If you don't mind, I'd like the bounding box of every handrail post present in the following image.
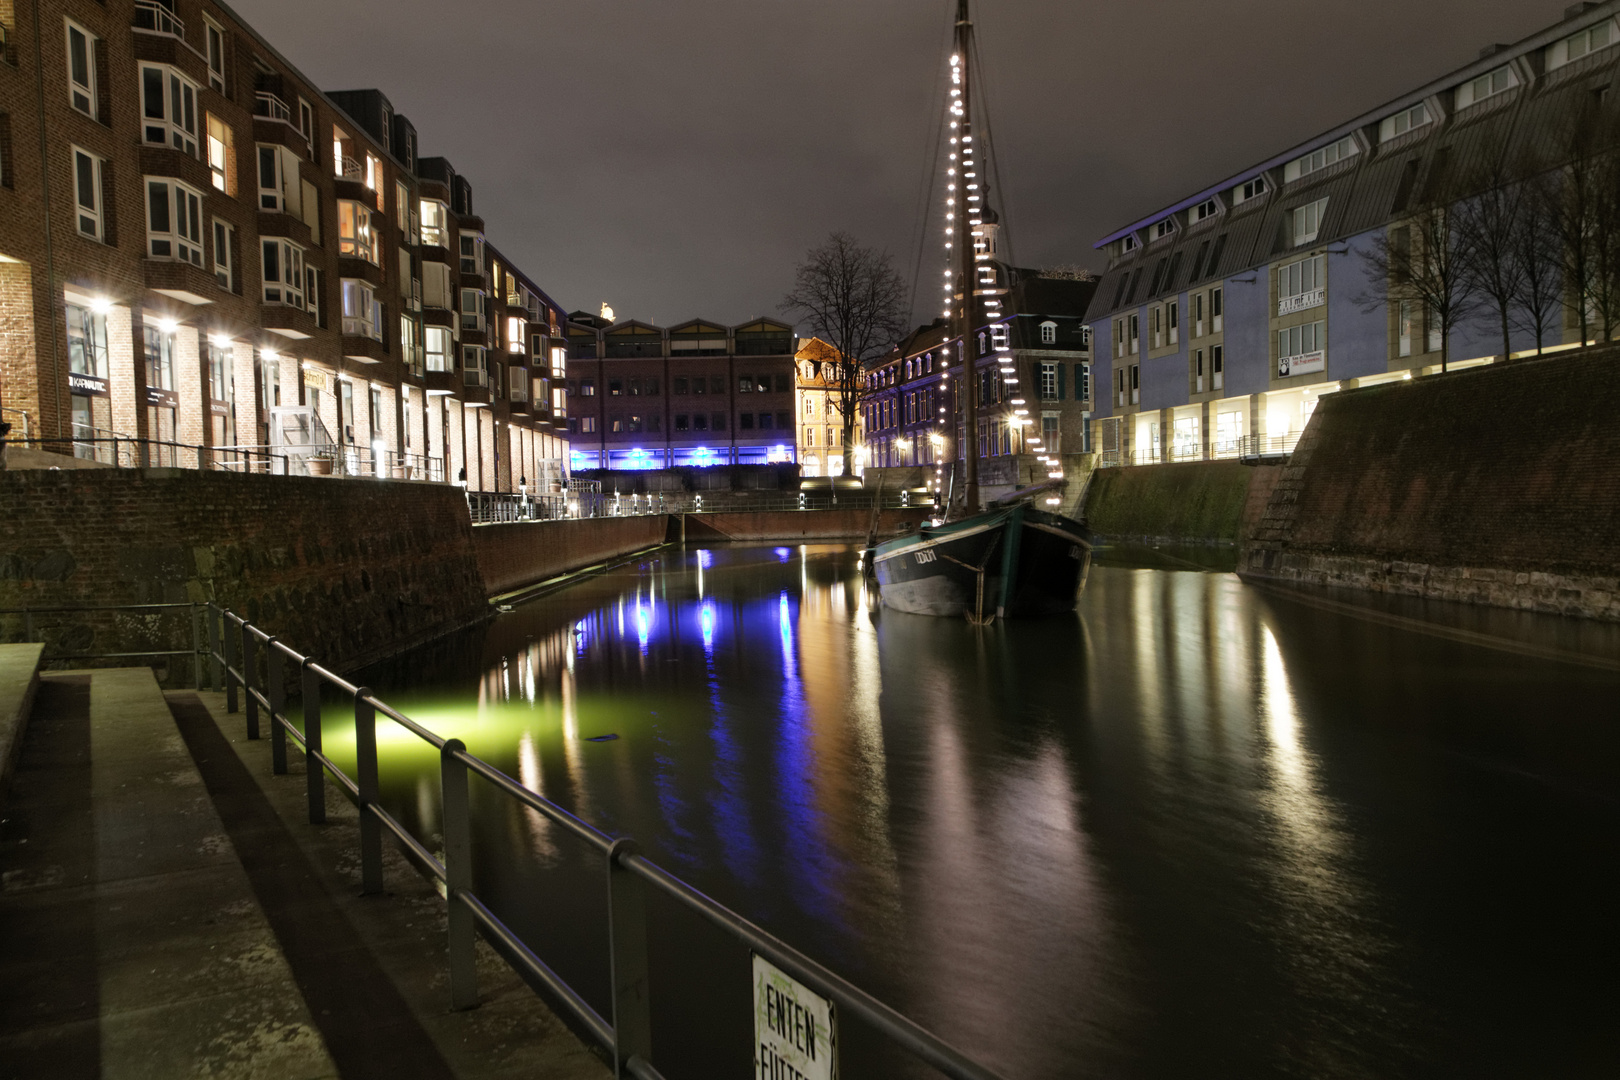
[191,604,203,690]
[207,604,222,690]
[224,612,238,713]
[302,660,325,824]
[242,624,259,740]
[354,689,383,894]
[607,837,653,1077]
[267,638,286,774]
[441,739,478,1010]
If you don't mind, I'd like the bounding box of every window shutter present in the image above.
[1056,363,1066,400]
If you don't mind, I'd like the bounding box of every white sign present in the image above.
[1277,350,1325,378]
[753,953,837,1080]
[1277,288,1325,316]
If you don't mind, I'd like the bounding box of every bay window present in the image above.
[425,326,452,372]
[506,316,526,353]
[460,288,485,331]
[140,64,199,157]
[341,279,381,340]
[419,199,449,247]
[338,200,379,263]
[459,232,484,276]
[146,179,204,265]
[401,316,424,370]
[261,239,305,307]
[257,144,302,213]
[462,345,488,387]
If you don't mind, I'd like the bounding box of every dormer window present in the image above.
[1233,176,1268,205]
[1121,234,1139,254]
[1455,65,1516,108]
[1379,103,1431,142]
[1040,321,1057,344]
[1192,198,1218,222]
[1285,136,1356,183]
[1153,219,1175,241]
[1549,19,1618,69]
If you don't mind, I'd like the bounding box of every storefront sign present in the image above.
[753,954,837,1080]
[210,401,230,416]
[145,387,179,408]
[68,373,108,396]
[1277,350,1325,378]
[303,368,332,393]
[1277,288,1325,316]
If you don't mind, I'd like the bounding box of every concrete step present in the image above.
[0,665,342,1079]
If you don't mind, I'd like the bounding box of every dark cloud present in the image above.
[233,0,1558,324]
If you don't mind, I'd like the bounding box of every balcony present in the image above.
[462,367,489,389]
[133,1,184,39]
[254,92,292,123]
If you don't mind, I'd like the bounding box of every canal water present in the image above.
[343,543,1620,1079]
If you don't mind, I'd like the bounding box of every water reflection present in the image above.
[349,545,1620,1079]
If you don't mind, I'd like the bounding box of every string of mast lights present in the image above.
[936,48,1061,498]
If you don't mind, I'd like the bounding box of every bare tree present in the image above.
[1453,154,1527,362]
[1358,198,1478,373]
[1545,112,1617,345]
[1512,168,1564,354]
[780,233,909,477]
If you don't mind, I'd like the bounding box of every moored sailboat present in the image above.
[872,0,1092,620]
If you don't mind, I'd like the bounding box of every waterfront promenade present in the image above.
[0,647,606,1078]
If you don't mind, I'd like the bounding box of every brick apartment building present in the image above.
[564,314,798,470]
[0,0,568,490]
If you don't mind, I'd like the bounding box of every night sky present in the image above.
[234,0,1556,327]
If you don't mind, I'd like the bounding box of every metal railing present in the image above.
[1,602,205,685]
[1237,431,1303,462]
[466,490,568,523]
[208,605,1002,1080]
[132,0,184,37]
[254,91,292,122]
[3,434,290,473]
[0,407,30,441]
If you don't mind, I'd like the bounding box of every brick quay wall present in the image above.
[473,516,671,597]
[0,469,491,676]
[1083,461,1282,545]
[1239,347,1620,621]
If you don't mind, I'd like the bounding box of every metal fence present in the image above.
[0,602,206,685]
[209,605,1002,1080]
[3,434,290,474]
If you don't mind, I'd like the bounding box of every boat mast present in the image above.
[953,0,981,514]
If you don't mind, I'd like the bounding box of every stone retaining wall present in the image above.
[1084,460,1277,544]
[1239,346,1620,620]
[680,508,930,543]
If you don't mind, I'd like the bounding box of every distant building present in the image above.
[793,337,864,476]
[564,316,799,469]
[1085,1,1620,466]
[864,268,1096,499]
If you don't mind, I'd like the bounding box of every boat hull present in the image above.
[871,507,1090,618]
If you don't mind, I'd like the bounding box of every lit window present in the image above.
[140,65,199,157]
[333,125,354,178]
[1455,65,1516,108]
[337,200,379,264]
[66,303,110,378]
[72,148,104,241]
[419,199,449,246]
[213,219,235,289]
[364,152,383,198]
[1285,136,1356,182]
[395,180,410,232]
[342,279,381,340]
[66,21,97,118]
[206,114,235,193]
[425,327,452,372]
[506,316,526,353]
[400,316,423,370]
[146,178,204,265]
[261,239,305,307]
[1292,198,1328,247]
